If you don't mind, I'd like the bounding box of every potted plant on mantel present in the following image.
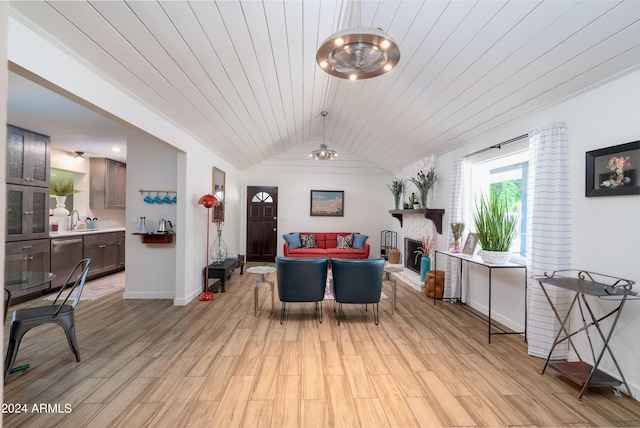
[472,192,518,264]
[50,179,80,216]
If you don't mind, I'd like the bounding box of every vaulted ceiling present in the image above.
[8,1,640,173]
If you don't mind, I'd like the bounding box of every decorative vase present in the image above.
[210,229,228,265]
[478,249,511,265]
[413,203,420,210]
[418,190,428,208]
[53,195,70,216]
[449,238,462,253]
[393,193,401,210]
[419,254,430,282]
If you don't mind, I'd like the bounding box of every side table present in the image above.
[534,269,636,399]
[434,250,527,343]
[202,254,245,292]
[383,264,402,314]
[246,266,276,316]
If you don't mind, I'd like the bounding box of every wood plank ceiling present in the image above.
[9,1,640,173]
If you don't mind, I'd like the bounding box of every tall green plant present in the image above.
[472,192,518,252]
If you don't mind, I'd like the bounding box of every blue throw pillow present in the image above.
[283,232,302,249]
[353,233,368,250]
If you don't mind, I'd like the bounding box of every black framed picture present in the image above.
[586,141,640,197]
[310,190,344,217]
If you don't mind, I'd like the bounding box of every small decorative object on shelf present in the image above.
[410,192,418,209]
[449,222,465,253]
[414,235,437,282]
[410,167,437,208]
[387,177,404,210]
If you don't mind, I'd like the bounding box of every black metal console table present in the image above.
[533,270,636,399]
[434,250,527,343]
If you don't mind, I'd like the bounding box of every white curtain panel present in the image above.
[445,158,465,300]
[526,122,572,359]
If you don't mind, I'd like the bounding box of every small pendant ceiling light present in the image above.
[74,151,84,161]
[309,111,339,160]
[309,143,339,160]
[316,1,400,80]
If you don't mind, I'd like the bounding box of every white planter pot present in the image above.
[478,249,511,265]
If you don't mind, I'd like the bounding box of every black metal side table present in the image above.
[534,269,637,399]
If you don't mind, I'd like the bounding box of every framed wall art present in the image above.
[212,167,225,222]
[310,190,344,217]
[462,233,479,256]
[586,141,640,197]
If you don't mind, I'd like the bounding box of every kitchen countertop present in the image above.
[50,227,126,238]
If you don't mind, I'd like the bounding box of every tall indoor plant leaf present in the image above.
[472,192,518,252]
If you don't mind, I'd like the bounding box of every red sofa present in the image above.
[283,232,370,259]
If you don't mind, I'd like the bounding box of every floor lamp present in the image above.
[198,194,219,301]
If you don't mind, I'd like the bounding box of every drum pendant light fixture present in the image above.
[316,1,400,80]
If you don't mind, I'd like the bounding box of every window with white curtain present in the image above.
[465,146,529,262]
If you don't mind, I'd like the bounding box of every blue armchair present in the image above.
[330,258,385,325]
[275,256,329,324]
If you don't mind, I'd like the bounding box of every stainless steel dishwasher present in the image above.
[50,236,84,290]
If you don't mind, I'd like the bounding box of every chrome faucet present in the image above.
[71,210,80,230]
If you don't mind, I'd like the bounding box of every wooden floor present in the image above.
[4,262,640,427]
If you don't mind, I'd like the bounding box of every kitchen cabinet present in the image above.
[117,231,126,269]
[6,184,50,242]
[83,232,119,278]
[90,158,126,209]
[5,240,52,301]
[6,125,51,188]
[5,239,52,298]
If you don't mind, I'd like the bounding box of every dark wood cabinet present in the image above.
[6,125,51,188]
[117,231,126,269]
[5,239,51,297]
[90,158,126,209]
[83,232,120,278]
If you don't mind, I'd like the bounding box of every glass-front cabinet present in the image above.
[6,184,50,242]
[7,125,51,188]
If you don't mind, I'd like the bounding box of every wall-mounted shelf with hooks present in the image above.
[139,189,178,204]
[138,188,177,194]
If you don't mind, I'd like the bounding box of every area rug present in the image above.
[45,271,125,301]
[323,271,388,300]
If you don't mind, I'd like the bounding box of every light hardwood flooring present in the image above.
[4,263,640,427]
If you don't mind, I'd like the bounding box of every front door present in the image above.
[246,186,278,262]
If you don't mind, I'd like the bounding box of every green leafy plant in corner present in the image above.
[472,192,518,252]
[50,179,80,196]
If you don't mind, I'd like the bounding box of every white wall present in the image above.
[241,170,392,259]
[434,67,640,399]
